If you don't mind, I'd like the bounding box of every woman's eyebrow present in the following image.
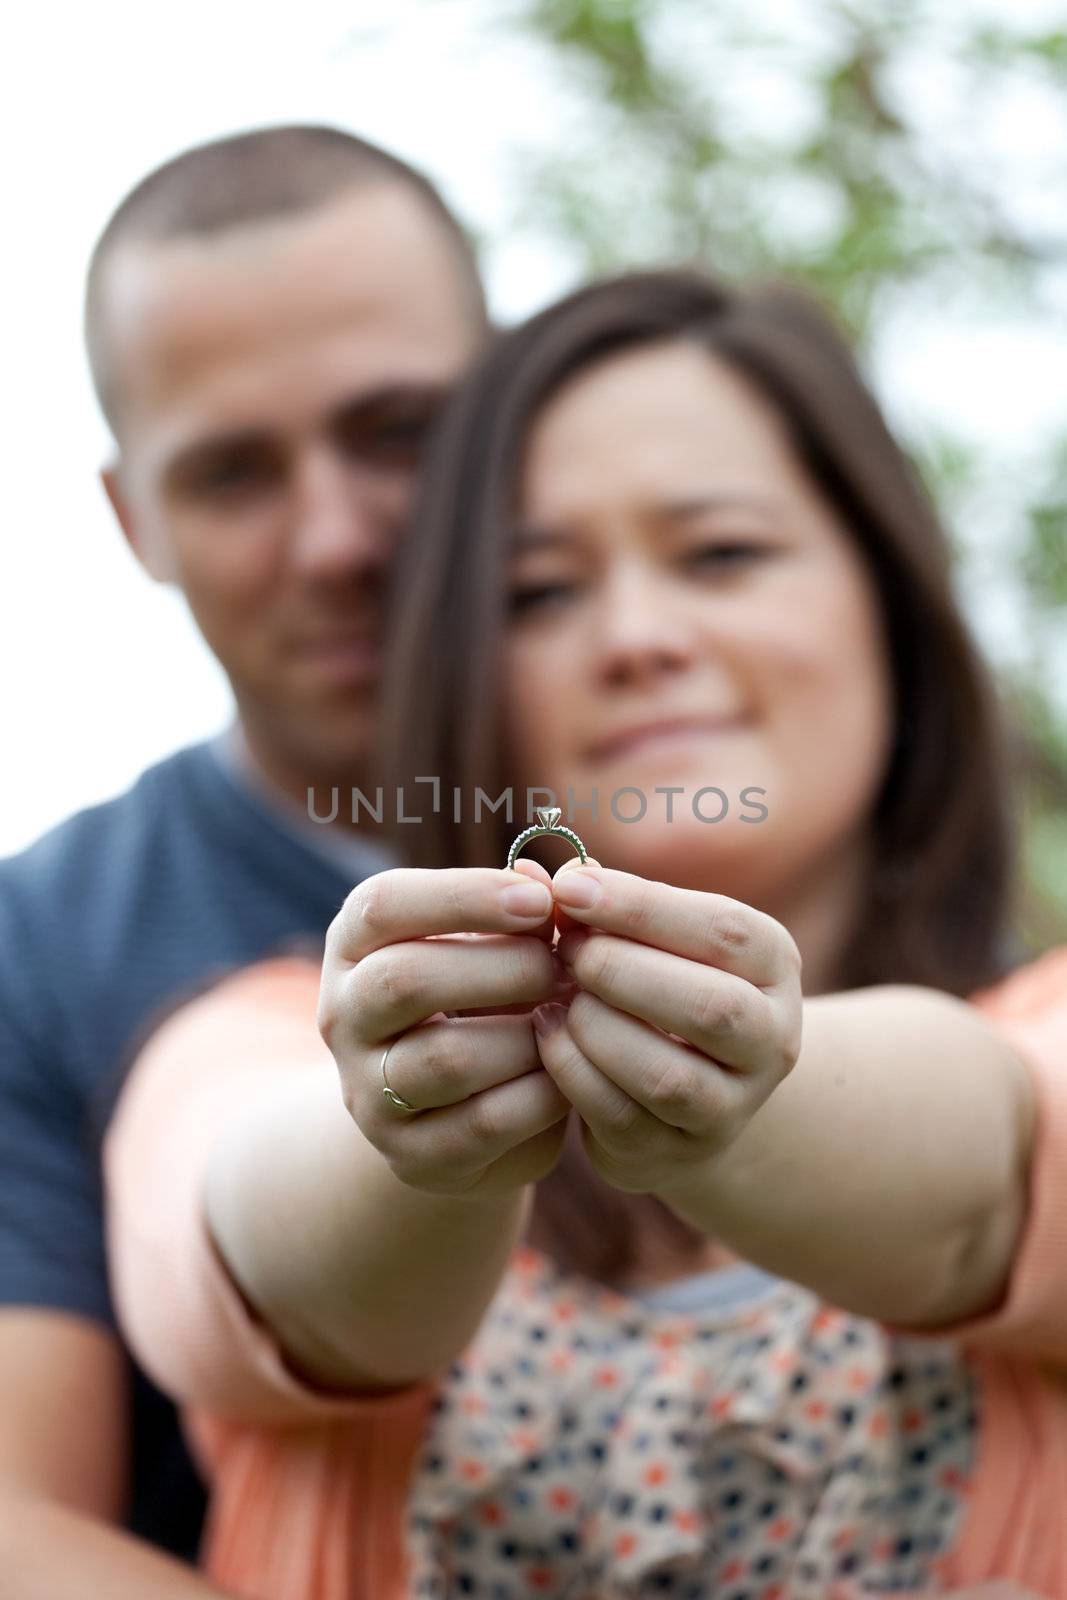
[509,493,782,550]
[662,491,782,522]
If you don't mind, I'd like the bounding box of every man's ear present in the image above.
[101,463,172,583]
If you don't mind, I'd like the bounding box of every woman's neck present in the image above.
[759,836,872,997]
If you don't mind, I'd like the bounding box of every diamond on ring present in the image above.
[506,806,589,871]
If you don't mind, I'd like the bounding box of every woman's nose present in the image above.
[590,567,697,687]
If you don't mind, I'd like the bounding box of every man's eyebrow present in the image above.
[328,381,454,426]
[160,383,456,485]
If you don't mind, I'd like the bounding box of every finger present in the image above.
[509,858,557,947]
[429,857,561,1006]
[529,999,680,1188]
[353,1012,544,1119]
[535,989,746,1140]
[382,1060,571,1192]
[342,932,558,1043]
[327,866,555,966]
[557,929,781,1075]
[551,856,603,939]
[550,863,796,989]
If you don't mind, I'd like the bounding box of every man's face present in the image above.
[102,184,483,786]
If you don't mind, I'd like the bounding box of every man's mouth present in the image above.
[296,630,381,686]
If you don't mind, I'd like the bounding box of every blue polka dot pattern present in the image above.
[400,1246,976,1597]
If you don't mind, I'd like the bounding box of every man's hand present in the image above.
[0,1308,230,1596]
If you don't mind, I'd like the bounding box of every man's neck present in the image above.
[227,720,367,836]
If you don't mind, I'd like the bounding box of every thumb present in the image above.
[551,856,602,938]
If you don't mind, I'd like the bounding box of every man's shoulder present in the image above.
[0,742,213,925]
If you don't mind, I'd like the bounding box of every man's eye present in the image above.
[340,411,437,469]
[363,420,431,465]
[186,455,276,498]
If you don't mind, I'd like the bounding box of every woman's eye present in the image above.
[508,581,575,616]
[685,541,766,571]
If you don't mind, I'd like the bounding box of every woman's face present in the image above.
[505,339,895,909]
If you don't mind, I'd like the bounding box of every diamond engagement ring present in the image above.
[506,806,589,871]
[380,1039,417,1114]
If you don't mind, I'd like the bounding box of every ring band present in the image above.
[380,1040,417,1113]
[507,806,588,872]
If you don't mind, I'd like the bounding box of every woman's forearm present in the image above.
[204,1061,531,1392]
[0,1496,234,1599]
[655,986,1037,1327]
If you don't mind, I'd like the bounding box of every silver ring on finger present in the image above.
[380,1038,418,1114]
[507,805,588,872]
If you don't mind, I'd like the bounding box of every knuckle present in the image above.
[378,946,429,1015]
[316,988,340,1047]
[603,1093,646,1147]
[421,1024,470,1099]
[388,1132,471,1197]
[622,889,656,941]
[709,906,752,959]
[775,1013,803,1081]
[692,983,747,1042]
[642,1056,695,1116]
[322,904,344,960]
[465,1091,501,1147]
[317,966,355,1052]
[346,871,399,940]
[782,932,804,980]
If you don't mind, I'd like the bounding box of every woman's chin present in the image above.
[580,813,777,895]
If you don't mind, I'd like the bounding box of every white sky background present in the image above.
[1,0,1065,856]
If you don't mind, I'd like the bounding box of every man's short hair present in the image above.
[85,123,487,433]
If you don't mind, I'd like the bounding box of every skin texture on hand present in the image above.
[530,857,803,1195]
[319,861,576,1198]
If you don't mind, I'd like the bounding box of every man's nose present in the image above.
[288,448,393,580]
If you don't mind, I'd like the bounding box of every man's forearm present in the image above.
[655,986,1036,1327]
[204,1062,531,1392]
[0,1496,232,1599]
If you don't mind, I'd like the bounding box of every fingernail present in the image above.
[532,1002,567,1038]
[553,869,601,909]
[501,880,553,919]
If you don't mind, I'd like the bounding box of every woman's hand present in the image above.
[530,860,803,1197]
[318,862,574,1200]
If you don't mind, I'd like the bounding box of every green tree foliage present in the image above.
[502,0,1067,947]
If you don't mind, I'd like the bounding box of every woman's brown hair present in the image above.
[374,269,1019,1285]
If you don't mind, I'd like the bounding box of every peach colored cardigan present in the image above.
[104,949,1067,1599]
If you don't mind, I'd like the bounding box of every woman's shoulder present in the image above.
[970,945,1067,1030]
[138,954,324,1061]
